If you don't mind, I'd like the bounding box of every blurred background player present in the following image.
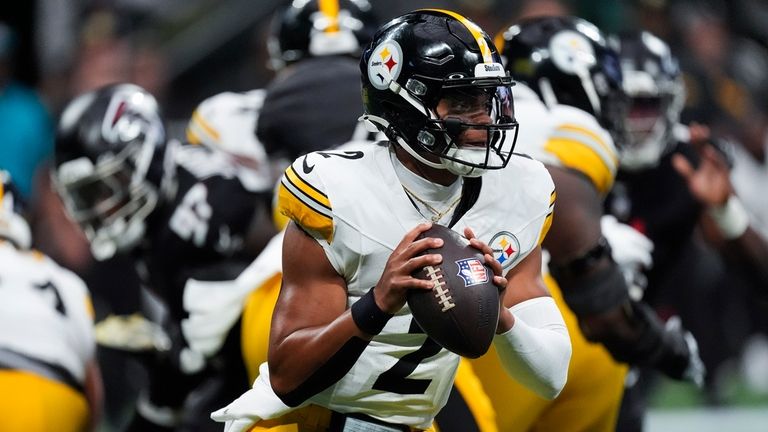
[52,83,266,432]
[255,0,380,167]
[185,89,276,252]
[608,30,768,431]
[187,0,380,237]
[0,170,101,432]
[459,16,704,432]
[184,0,382,388]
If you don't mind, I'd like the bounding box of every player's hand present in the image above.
[374,222,443,314]
[601,215,653,299]
[666,316,706,388]
[672,126,733,208]
[463,226,507,291]
[464,226,510,331]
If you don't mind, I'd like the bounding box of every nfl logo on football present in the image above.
[456,258,489,287]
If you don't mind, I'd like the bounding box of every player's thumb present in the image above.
[671,154,694,180]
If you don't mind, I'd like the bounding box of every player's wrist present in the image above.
[351,287,394,335]
[708,195,749,240]
[496,307,515,334]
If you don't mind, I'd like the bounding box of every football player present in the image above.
[256,0,380,165]
[188,0,380,238]
[0,171,101,431]
[185,89,279,254]
[459,17,704,432]
[212,9,572,432]
[186,89,273,189]
[608,30,768,431]
[52,83,265,432]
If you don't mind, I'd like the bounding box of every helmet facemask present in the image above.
[55,141,158,260]
[420,80,519,177]
[371,71,518,178]
[621,95,669,169]
[618,33,685,171]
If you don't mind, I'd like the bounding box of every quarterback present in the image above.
[213,9,571,432]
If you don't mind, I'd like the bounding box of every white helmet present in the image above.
[0,171,32,250]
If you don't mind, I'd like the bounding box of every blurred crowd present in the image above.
[1,0,767,431]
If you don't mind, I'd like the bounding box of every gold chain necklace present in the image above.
[401,184,462,223]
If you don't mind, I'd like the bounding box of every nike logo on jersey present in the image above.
[302,156,315,174]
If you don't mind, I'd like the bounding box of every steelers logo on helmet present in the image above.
[489,231,520,269]
[367,40,403,90]
[550,30,597,76]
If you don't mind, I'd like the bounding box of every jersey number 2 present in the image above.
[372,319,442,394]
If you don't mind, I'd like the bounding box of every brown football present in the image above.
[408,224,500,358]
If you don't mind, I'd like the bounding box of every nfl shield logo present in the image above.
[455,258,489,287]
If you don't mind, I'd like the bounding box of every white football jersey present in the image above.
[513,84,619,195]
[266,141,555,428]
[0,242,95,384]
[186,90,273,193]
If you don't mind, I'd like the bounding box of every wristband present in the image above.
[709,195,750,240]
[351,288,393,335]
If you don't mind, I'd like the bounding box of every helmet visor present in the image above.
[423,82,518,170]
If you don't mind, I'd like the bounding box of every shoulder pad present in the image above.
[544,105,618,194]
[275,153,334,242]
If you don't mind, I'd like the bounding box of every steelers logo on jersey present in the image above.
[489,231,520,269]
[367,40,403,90]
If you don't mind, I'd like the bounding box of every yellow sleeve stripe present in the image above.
[186,128,201,145]
[188,110,221,144]
[0,180,4,202]
[272,202,290,231]
[276,182,334,242]
[538,211,554,246]
[549,190,556,208]
[420,9,493,63]
[555,123,618,166]
[544,137,615,194]
[84,296,95,320]
[318,0,340,32]
[283,165,331,211]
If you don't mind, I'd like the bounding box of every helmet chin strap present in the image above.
[394,135,446,170]
[361,114,448,171]
[363,114,490,177]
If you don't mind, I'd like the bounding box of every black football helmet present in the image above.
[496,16,628,147]
[614,31,684,170]
[267,0,378,70]
[53,83,167,260]
[0,171,31,249]
[360,9,518,177]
